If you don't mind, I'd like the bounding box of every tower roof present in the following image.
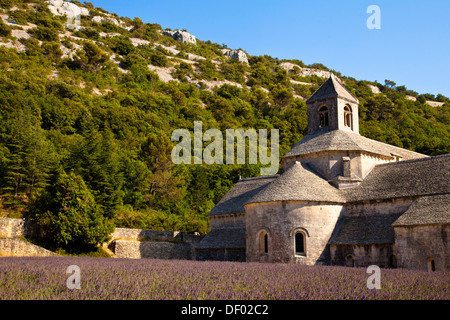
[283,129,426,160]
[306,73,359,104]
[244,161,345,205]
[207,175,278,216]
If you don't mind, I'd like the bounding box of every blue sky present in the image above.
[88,0,450,97]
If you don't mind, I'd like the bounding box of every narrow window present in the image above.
[428,257,436,272]
[346,255,354,267]
[259,231,268,255]
[389,255,397,268]
[344,105,352,129]
[318,106,329,128]
[264,233,268,254]
[295,232,305,255]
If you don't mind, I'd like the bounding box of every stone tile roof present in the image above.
[392,194,450,227]
[345,154,450,202]
[196,228,246,249]
[283,129,426,160]
[306,74,359,104]
[329,213,402,245]
[208,175,278,216]
[245,161,345,205]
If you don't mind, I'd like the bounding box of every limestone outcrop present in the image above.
[221,49,248,64]
[47,0,89,17]
[163,30,196,45]
[279,62,331,78]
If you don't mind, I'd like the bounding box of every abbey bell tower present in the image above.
[306,73,359,135]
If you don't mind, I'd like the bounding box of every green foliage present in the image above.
[29,26,59,42]
[0,1,448,252]
[0,18,11,37]
[27,171,114,251]
[72,41,109,72]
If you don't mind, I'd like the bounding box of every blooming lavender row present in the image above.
[0,257,448,300]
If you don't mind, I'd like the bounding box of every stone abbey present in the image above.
[196,74,450,271]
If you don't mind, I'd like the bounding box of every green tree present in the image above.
[0,18,11,37]
[73,41,109,72]
[68,125,123,219]
[27,171,114,251]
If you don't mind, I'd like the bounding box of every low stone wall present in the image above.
[0,217,38,238]
[1,217,203,260]
[111,227,179,242]
[113,240,194,260]
[0,237,56,257]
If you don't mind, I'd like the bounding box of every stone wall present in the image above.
[111,228,179,242]
[394,224,449,271]
[1,217,203,260]
[113,240,195,260]
[0,217,39,238]
[195,248,245,262]
[209,213,245,229]
[245,200,343,264]
[330,244,395,268]
[0,237,56,257]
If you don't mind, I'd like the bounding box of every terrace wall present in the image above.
[112,240,195,259]
[0,237,56,257]
[0,217,39,238]
[1,217,203,260]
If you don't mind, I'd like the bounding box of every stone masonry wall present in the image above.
[245,201,343,264]
[0,237,56,257]
[0,217,38,238]
[111,227,179,241]
[394,224,449,271]
[113,240,194,259]
[1,217,202,260]
[330,244,395,268]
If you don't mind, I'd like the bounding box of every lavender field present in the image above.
[0,257,448,300]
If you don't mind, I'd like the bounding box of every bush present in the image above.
[0,19,11,37]
[27,171,114,252]
[29,26,59,42]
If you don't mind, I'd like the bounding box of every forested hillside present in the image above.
[0,0,448,252]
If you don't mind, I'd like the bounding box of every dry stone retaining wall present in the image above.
[0,237,56,257]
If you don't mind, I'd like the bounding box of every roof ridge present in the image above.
[330,73,360,103]
[239,175,279,182]
[375,153,449,168]
[306,74,359,104]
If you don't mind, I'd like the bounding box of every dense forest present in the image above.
[0,0,448,252]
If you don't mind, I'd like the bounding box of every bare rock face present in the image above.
[279,62,331,78]
[221,49,248,64]
[163,30,196,45]
[47,0,90,17]
[47,0,89,30]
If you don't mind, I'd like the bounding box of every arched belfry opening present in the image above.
[344,105,353,129]
[306,73,359,135]
[318,106,329,128]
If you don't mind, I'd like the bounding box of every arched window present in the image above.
[428,257,436,272]
[318,106,329,128]
[346,255,355,267]
[259,231,269,255]
[389,255,397,268]
[295,232,305,255]
[344,105,352,129]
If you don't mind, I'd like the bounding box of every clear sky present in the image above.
[88,0,450,97]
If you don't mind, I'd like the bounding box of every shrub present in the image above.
[27,171,114,252]
[29,26,59,42]
[0,19,11,37]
